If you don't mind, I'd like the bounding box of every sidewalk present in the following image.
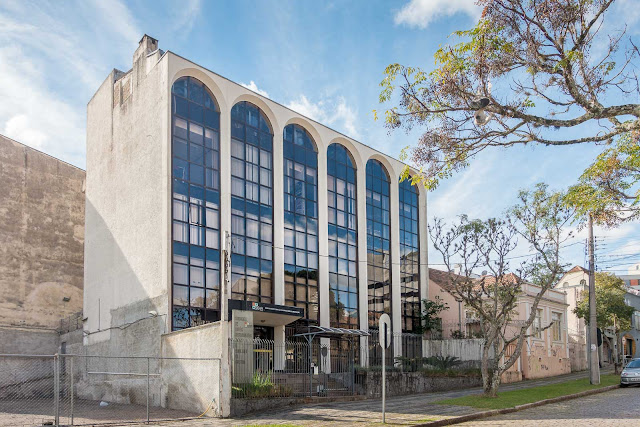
[137,369,613,426]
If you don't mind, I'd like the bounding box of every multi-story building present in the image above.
[83,35,428,374]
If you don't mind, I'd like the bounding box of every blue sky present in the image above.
[1,0,639,274]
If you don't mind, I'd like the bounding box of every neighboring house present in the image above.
[619,263,640,290]
[557,266,589,371]
[622,290,640,361]
[0,134,85,355]
[427,268,571,380]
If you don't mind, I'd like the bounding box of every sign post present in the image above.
[379,313,391,424]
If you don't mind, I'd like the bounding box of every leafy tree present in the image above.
[378,0,639,222]
[418,295,449,337]
[574,272,635,368]
[429,184,572,396]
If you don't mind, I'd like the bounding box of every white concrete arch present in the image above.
[282,116,323,153]
[170,67,228,114]
[326,137,363,171]
[230,93,280,137]
[367,153,399,183]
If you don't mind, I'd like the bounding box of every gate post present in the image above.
[54,353,60,426]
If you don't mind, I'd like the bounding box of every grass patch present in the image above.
[436,374,619,410]
[239,425,301,427]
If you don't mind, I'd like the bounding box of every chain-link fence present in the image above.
[0,354,221,426]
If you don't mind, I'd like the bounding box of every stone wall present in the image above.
[360,371,482,398]
[0,134,85,329]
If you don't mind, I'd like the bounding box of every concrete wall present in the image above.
[84,44,170,345]
[161,321,230,416]
[0,134,84,329]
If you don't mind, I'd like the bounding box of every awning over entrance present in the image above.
[228,299,304,327]
[293,325,370,340]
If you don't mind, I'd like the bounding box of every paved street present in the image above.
[460,386,640,426]
[130,369,615,426]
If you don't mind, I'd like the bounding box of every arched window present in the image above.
[327,143,358,329]
[366,159,391,328]
[283,124,319,323]
[171,76,221,330]
[230,101,274,304]
[399,178,420,332]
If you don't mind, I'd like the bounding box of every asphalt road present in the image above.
[460,386,640,426]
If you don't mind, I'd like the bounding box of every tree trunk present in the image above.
[481,339,492,395]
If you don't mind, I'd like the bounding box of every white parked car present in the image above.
[620,359,640,387]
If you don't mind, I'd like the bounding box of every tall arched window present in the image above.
[230,101,274,304]
[327,143,358,329]
[399,179,420,332]
[284,124,319,324]
[366,159,391,328]
[171,76,221,330]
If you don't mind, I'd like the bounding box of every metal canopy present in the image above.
[293,325,370,340]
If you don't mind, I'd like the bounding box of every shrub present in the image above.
[423,355,462,370]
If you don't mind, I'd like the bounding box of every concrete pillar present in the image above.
[317,147,330,328]
[273,128,284,307]
[356,162,369,364]
[317,146,332,372]
[219,108,232,321]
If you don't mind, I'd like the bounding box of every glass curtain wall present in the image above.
[230,101,274,304]
[399,179,421,333]
[171,76,221,330]
[283,124,319,325]
[366,160,391,326]
[327,143,358,329]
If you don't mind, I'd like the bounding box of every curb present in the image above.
[412,384,620,426]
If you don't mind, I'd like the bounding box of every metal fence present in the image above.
[0,354,221,426]
[368,332,423,367]
[230,338,363,399]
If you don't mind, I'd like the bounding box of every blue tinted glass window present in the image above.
[399,178,420,332]
[366,160,391,329]
[328,144,358,329]
[283,124,318,323]
[171,77,221,330]
[230,101,274,304]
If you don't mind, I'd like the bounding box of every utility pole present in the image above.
[588,213,600,384]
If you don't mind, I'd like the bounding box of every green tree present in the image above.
[574,272,635,368]
[378,0,639,223]
[418,295,449,337]
[430,184,572,397]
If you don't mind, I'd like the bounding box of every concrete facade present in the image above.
[0,134,85,330]
[84,35,429,358]
[558,266,589,371]
[427,269,571,380]
[0,134,85,356]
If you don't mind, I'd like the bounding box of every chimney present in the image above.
[133,34,158,65]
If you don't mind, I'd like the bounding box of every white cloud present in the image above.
[170,0,202,37]
[241,81,270,98]
[394,0,482,29]
[286,95,360,138]
[0,0,141,168]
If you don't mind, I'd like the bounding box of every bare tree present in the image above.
[379,0,639,221]
[429,184,572,396]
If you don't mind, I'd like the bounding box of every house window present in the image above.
[551,312,562,341]
[534,308,543,339]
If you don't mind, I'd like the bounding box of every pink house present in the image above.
[428,268,571,380]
